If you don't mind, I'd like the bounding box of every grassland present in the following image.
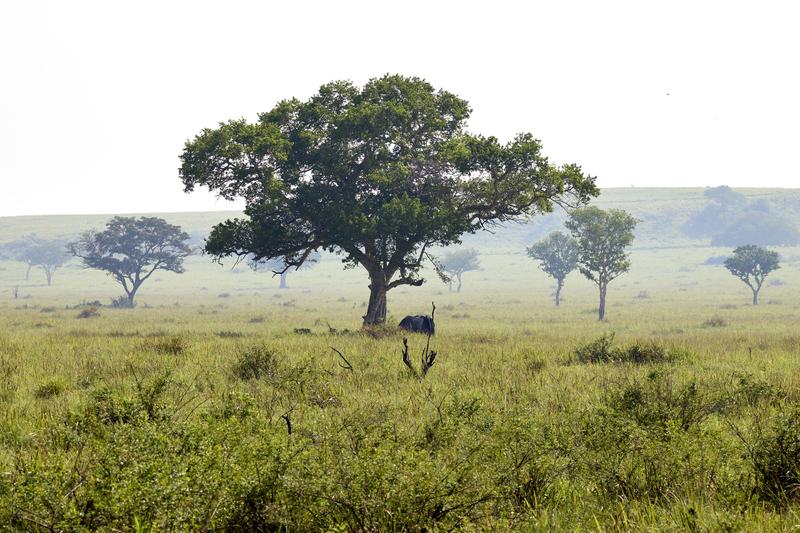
[1,189,800,530]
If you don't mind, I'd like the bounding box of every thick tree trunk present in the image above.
[363,274,388,326]
[555,278,563,307]
[279,272,288,289]
[45,268,53,286]
[456,273,462,293]
[598,283,607,321]
[752,288,759,305]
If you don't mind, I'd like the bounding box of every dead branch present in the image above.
[330,346,353,372]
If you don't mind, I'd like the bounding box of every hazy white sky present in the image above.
[1,0,799,216]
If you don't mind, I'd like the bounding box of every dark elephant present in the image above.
[399,315,435,335]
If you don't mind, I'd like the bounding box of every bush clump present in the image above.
[77,307,100,319]
[749,408,800,504]
[34,380,66,399]
[143,336,187,356]
[574,334,674,364]
[232,346,279,381]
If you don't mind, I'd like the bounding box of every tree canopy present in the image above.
[565,207,638,320]
[69,216,191,307]
[526,231,579,306]
[723,245,780,305]
[180,74,597,325]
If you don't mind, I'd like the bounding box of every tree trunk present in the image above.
[598,283,607,321]
[448,279,453,292]
[279,272,288,289]
[456,273,463,293]
[126,283,141,308]
[363,274,388,326]
[555,278,563,307]
[752,288,759,305]
[45,268,52,286]
[25,264,32,281]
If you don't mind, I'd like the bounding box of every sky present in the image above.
[1,0,799,216]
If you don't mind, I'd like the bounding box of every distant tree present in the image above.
[711,212,799,247]
[440,248,480,292]
[526,231,578,306]
[3,235,39,280]
[69,217,191,307]
[249,252,320,289]
[683,185,747,238]
[179,74,597,326]
[26,240,70,286]
[565,207,638,320]
[3,236,69,285]
[724,245,780,305]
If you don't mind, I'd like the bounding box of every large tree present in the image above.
[724,245,780,305]
[565,207,638,320]
[526,231,578,306]
[69,216,191,307]
[440,248,480,292]
[180,75,597,326]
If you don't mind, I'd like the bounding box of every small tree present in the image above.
[249,252,319,289]
[69,217,191,307]
[179,75,597,327]
[440,248,480,292]
[724,245,780,305]
[565,207,638,320]
[3,236,69,285]
[28,240,70,286]
[526,231,578,306]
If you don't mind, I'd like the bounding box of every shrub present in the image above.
[749,408,800,504]
[574,334,674,364]
[77,307,100,319]
[34,380,66,399]
[110,295,134,308]
[144,336,187,356]
[232,346,278,381]
[704,316,727,328]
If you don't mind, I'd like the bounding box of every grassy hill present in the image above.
[4,187,799,251]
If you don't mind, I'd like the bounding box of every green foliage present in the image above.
[69,217,191,306]
[574,334,675,364]
[724,245,780,304]
[747,407,800,505]
[232,346,279,381]
[565,207,638,319]
[180,74,597,324]
[34,379,66,399]
[527,231,578,305]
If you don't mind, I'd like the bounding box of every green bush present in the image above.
[232,346,279,381]
[574,334,674,364]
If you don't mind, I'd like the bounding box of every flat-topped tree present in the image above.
[69,216,191,307]
[180,74,597,326]
[527,231,579,306]
[441,248,480,292]
[4,236,69,285]
[724,245,780,305]
[566,207,638,320]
